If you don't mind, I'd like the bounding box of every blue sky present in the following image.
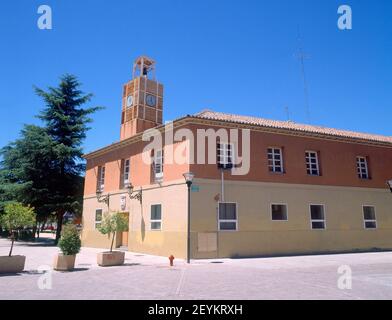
[0,0,391,153]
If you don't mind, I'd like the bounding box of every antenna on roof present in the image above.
[295,26,311,123]
[284,106,291,121]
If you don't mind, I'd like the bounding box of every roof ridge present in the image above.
[194,108,214,116]
[194,109,392,144]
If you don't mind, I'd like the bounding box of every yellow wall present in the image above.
[82,178,392,259]
[191,179,392,258]
[82,180,188,258]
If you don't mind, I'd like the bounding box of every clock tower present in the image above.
[120,56,163,140]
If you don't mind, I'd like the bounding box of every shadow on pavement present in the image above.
[15,237,56,247]
[59,267,89,273]
[0,272,22,278]
[120,263,141,267]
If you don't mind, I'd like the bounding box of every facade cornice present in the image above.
[83,116,392,160]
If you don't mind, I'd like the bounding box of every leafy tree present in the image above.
[0,125,57,223]
[0,75,101,243]
[0,202,35,256]
[58,223,81,256]
[34,74,102,242]
[98,212,128,252]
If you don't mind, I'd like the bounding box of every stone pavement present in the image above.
[1,237,392,300]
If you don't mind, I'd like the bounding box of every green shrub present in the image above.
[58,224,81,256]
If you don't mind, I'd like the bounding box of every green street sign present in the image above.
[191,185,200,192]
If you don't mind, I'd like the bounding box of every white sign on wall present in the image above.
[120,196,126,211]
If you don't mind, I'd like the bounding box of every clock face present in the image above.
[146,94,156,107]
[126,95,133,108]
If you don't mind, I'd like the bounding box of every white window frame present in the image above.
[154,149,164,179]
[309,204,326,230]
[305,151,320,176]
[357,156,369,179]
[123,159,130,185]
[362,205,377,230]
[218,202,238,231]
[267,147,284,173]
[95,208,103,230]
[97,166,105,191]
[270,203,289,221]
[217,142,235,169]
[150,204,162,231]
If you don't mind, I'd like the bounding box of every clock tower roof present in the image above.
[133,56,156,80]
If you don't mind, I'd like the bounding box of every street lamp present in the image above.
[125,182,142,203]
[387,180,392,193]
[183,172,194,264]
[96,189,110,207]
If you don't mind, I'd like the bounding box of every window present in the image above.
[218,202,237,231]
[95,209,103,229]
[271,204,288,221]
[97,166,105,191]
[305,151,320,176]
[217,143,234,169]
[150,204,162,230]
[357,156,369,179]
[154,150,164,180]
[310,205,326,229]
[123,159,130,185]
[268,148,283,173]
[363,206,377,229]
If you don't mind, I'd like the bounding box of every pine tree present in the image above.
[35,74,102,242]
[0,74,102,243]
[0,125,56,223]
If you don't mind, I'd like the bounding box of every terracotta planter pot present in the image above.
[97,251,125,267]
[53,254,76,271]
[0,255,26,273]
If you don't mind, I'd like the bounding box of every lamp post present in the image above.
[183,172,194,264]
[125,182,142,203]
[387,180,392,193]
[96,189,110,209]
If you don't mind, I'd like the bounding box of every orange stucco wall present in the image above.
[187,124,392,189]
[84,139,190,196]
[84,123,392,197]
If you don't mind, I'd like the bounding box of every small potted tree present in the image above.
[97,212,128,267]
[53,223,81,271]
[0,202,35,273]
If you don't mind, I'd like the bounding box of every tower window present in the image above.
[271,204,288,221]
[363,206,377,229]
[305,151,320,176]
[123,159,130,185]
[150,204,162,230]
[218,202,238,231]
[217,143,234,170]
[357,156,369,179]
[95,209,103,229]
[310,204,326,230]
[154,149,164,180]
[97,166,105,192]
[268,147,284,173]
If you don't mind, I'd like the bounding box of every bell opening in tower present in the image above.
[133,56,156,80]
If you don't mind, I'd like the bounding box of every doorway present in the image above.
[119,212,129,248]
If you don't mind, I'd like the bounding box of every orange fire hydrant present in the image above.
[169,255,175,266]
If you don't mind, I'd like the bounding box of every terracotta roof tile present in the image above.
[194,110,392,145]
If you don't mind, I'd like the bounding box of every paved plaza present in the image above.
[1,237,392,300]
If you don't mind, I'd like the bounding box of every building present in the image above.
[81,56,392,259]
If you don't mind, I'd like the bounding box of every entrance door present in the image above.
[121,230,128,246]
[120,212,129,247]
